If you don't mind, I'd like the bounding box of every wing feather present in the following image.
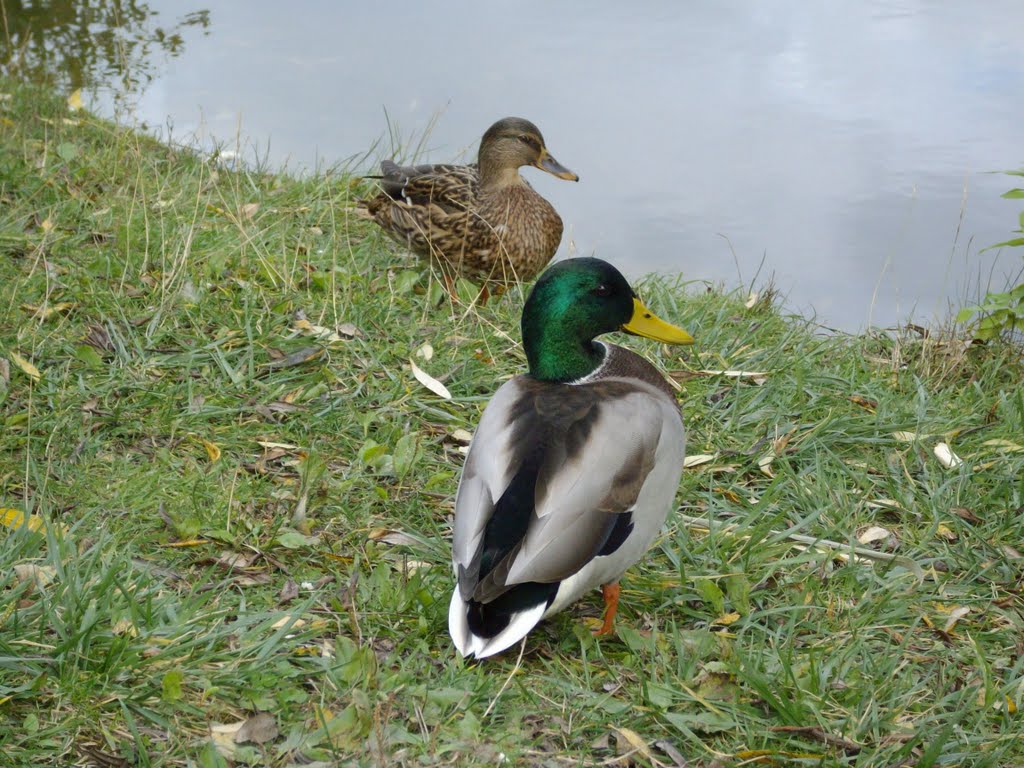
[453,376,682,604]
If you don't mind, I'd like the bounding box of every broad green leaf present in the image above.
[696,578,726,615]
[75,344,104,368]
[162,669,184,702]
[56,142,78,162]
[393,433,419,479]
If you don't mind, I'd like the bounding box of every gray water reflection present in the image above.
[0,0,208,101]
[42,1,1024,328]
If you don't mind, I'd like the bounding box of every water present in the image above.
[5,0,1023,330]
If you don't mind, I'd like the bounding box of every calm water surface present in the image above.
[11,1,1024,330]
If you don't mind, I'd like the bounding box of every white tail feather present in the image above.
[448,591,547,659]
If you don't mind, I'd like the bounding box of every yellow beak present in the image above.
[534,148,579,181]
[622,298,694,344]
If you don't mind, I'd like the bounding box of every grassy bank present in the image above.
[1,80,1023,767]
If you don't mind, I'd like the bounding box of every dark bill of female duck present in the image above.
[449,257,693,659]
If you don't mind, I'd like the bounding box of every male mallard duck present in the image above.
[359,117,578,284]
[448,257,693,659]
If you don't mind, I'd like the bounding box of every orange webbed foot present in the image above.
[594,582,621,636]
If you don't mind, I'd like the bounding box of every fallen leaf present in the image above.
[744,291,759,309]
[10,352,41,381]
[66,89,83,110]
[857,526,891,545]
[265,346,324,369]
[450,428,473,444]
[698,369,768,385]
[943,606,970,633]
[257,441,301,450]
[13,563,56,589]
[892,431,918,442]
[711,611,741,626]
[653,739,689,768]
[111,618,137,637]
[235,712,278,745]
[757,449,775,478]
[849,395,877,412]
[410,359,452,399]
[683,453,718,468]
[933,442,963,469]
[416,342,434,361]
[1,508,46,534]
[935,523,957,541]
[201,439,221,462]
[239,203,260,220]
[611,726,656,762]
[865,498,908,513]
[293,318,347,343]
[20,301,75,320]
[271,615,307,630]
[982,439,1024,452]
[210,720,245,758]
[214,551,258,569]
[368,528,420,547]
[950,506,981,524]
[279,579,299,604]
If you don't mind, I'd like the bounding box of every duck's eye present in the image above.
[593,284,612,297]
[518,134,536,147]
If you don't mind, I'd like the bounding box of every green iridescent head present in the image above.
[520,257,693,382]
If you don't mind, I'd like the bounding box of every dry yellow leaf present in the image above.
[943,606,970,633]
[271,615,308,630]
[683,453,718,468]
[982,439,1024,452]
[257,440,301,450]
[1,508,46,534]
[66,89,83,110]
[112,618,138,637]
[160,539,209,548]
[611,726,655,761]
[21,301,76,319]
[293,318,345,343]
[10,352,41,381]
[712,611,742,626]
[201,439,221,462]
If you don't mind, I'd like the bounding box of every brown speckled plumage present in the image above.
[359,117,578,284]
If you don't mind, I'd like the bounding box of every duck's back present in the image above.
[361,162,564,283]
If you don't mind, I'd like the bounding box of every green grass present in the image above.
[1,79,1023,767]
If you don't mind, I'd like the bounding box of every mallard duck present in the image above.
[359,117,578,284]
[448,257,693,659]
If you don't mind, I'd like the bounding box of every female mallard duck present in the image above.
[449,257,693,659]
[360,117,578,284]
